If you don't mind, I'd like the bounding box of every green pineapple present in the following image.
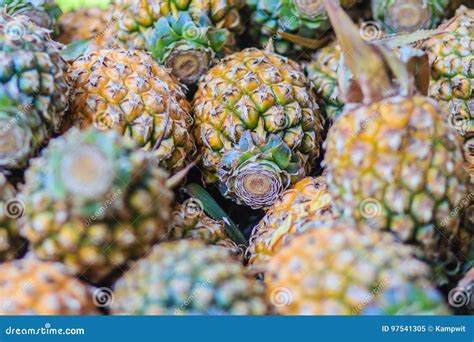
[0,0,62,31]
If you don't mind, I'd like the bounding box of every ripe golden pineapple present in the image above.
[20,128,174,284]
[112,240,268,315]
[323,1,471,279]
[422,7,473,180]
[169,198,244,259]
[68,49,196,173]
[247,177,333,267]
[0,258,99,315]
[266,222,449,315]
[193,47,325,209]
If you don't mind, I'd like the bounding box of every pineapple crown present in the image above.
[218,131,306,209]
[147,11,231,84]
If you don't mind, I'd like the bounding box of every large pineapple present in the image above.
[247,176,333,267]
[20,128,174,284]
[266,222,449,315]
[422,6,473,180]
[305,42,344,120]
[0,13,69,171]
[108,0,245,84]
[323,1,471,279]
[0,174,25,261]
[68,49,196,173]
[193,47,325,209]
[169,198,244,259]
[0,258,99,314]
[372,0,461,33]
[112,240,268,315]
[1,0,62,31]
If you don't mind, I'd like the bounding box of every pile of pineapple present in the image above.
[0,0,472,315]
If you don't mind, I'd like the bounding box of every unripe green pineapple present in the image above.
[0,13,69,171]
[323,0,471,281]
[20,128,174,284]
[112,240,268,315]
[266,222,449,315]
[193,47,325,209]
[1,0,62,31]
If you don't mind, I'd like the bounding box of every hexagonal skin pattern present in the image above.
[265,224,449,315]
[423,8,473,179]
[247,176,334,267]
[193,48,325,185]
[325,95,471,272]
[69,49,196,173]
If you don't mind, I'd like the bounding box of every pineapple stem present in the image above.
[165,49,209,85]
[184,183,247,245]
[384,0,431,32]
[323,0,395,103]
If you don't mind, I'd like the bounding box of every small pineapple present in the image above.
[305,42,344,120]
[20,128,174,284]
[265,222,449,315]
[112,240,268,315]
[372,0,461,33]
[169,198,245,259]
[0,258,99,314]
[68,49,196,173]
[247,177,333,267]
[193,47,325,209]
[0,174,25,261]
[0,13,69,171]
[422,6,473,180]
[1,0,62,31]
[323,0,471,279]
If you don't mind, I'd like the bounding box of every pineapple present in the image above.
[20,128,174,284]
[57,7,113,46]
[68,49,196,173]
[265,222,449,315]
[247,0,362,55]
[305,42,344,120]
[372,0,461,33]
[247,177,333,267]
[111,240,268,315]
[108,0,245,84]
[169,198,244,259]
[0,258,99,314]
[323,0,471,279]
[193,47,325,209]
[0,13,69,171]
[0,174,25,261]
[422,6,473,181]
[1,0,62,31]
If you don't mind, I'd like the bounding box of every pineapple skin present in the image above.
[247,176,333,267]
[0,258,99,315]
[325,95,471,275]
[423,7,474,181]
[112,240,268,315]
[20,128,174,284]
[169,198,245,260]
[193,48,325,207]
[265,223,450,315]
[0,14,69,170]
[69,49,196,173]
[0,0,62,31]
